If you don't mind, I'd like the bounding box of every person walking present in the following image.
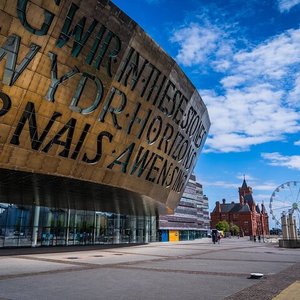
[212,229,217,244]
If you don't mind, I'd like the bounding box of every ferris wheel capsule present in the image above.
[269,181,300,232]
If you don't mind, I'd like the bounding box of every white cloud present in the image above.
[200,180,239,189]
[287,72,300,108]
[220,76,245,88]
[262,152,300,170]
[170,22,232,67]
[255,194,272,201]
[212,59,231,72]
[277,0,300,13]
[235,174,276,191]
[171,20,300,153]
[294,140,300,146]
[233,29,300,81]
[201,179,276,192]
[202,29,300,152]
[203,84,300,152]
[236,174,256,181]
[254,184,278,191]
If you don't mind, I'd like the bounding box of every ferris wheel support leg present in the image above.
[288,213,296,240]
[281,214,289,240]
[292,216,298,240]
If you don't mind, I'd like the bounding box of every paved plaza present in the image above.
[0,238,299,300]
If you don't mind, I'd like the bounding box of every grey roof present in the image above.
[239,204,251,212]
[220,203,235,213]
[230,204,243,212]
[212,202,251,213]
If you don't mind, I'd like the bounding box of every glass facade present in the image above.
[0,203,158,248]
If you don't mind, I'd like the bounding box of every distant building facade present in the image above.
[159,174,210,241]
[210,179,269,237]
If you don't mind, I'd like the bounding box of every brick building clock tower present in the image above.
[211,178,269,237]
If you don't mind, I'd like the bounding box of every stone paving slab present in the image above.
[0,267,255,300]
[101,246,212,257]
[0,257,79,277]
[124,258,293,275]
[19,252,168,266]
[0,238,299,300]
[194,249,300,263]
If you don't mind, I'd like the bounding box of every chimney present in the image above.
[216,201,221,212]
[222,198,226,204]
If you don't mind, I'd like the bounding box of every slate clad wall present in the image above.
[0,0,210,212]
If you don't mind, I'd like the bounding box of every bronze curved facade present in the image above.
[0,0,210,216]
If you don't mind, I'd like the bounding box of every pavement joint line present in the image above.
[12,244,264,268]
[0,243,147,257]
[97,250,169,258]
[0,242,271,257]
[108,265,251,277]
[13,254,192,269]
[0,258,252,281]
[227,249,300,256]
[0,266,94,281]
[14,254,192,267]
[15,255,99,267]
[183,257,297,263]
[147,246,216,250]
[11,249,274,268]
[0,262,257,281]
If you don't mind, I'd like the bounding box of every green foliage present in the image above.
[216,220,230,232]
[230,223,240,236]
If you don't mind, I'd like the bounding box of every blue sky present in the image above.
[112,0,300,224]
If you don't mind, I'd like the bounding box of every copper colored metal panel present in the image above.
[0,0,210,214]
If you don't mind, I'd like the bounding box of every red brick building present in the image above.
[210,179,269,237]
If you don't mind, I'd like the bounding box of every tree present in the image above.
[216,220,230,232]
[230,223,240,236]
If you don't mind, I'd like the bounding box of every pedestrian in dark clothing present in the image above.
[258,235,261,242]
[212,233,216,244]
[212,229,218,244]
[253,235,256,242]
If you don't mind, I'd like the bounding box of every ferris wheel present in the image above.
[269,181,300,231]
